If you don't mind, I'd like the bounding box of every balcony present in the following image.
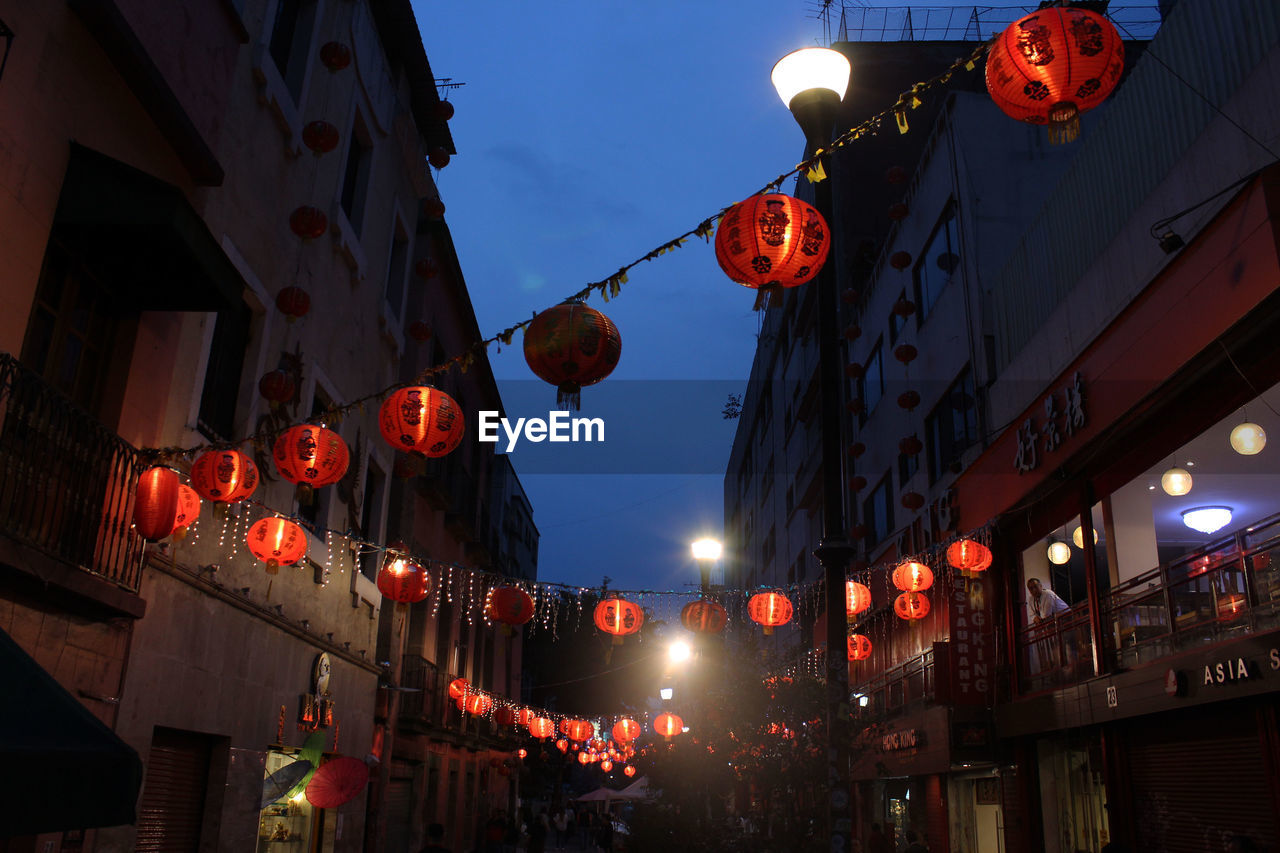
[851,645,938,721]
[0,353,144,596]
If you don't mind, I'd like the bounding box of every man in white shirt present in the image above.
[1026,577,1071,675]
[1026,577,1070,623]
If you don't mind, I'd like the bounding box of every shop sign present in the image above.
[299,652,336,731]
[881,728,923,752]
[1013,372,1086,473]
[1203,655,1254,685]
[948,576,995,706]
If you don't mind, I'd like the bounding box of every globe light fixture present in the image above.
[1071,525,1098,549]
[772,47,851,107]
[1230,421,1266,455]
[1161,466,1193,496]
[1181,506,1233,535]
[691,538,723,561]
[1047,540,1072,565]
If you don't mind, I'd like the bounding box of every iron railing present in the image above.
[0,353,144,591]
[851,645,937,719]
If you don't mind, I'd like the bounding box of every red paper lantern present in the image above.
[748,591,793,635]
[843,324,862,342]
[448,678,470,700]
[714,194,830,307]
[624,765,636,777]
[885,165,908,184]
[846,399,864,416]
[275,286,311,320]
[494,707,518,727]
[577,751,591,765]
[986,7,1123,143]
[898,390,921,410]
[899,435,923,456]
[889,251,912,270]
[893,344,919,364]
[434,100,455,121]
[846,581,872,618]
[528,717,554,740]
[612,719,641,743]
[289,206,328,239]
[377,554,431,603]
[486,586,535,626]
[892,297,916,317]
[174,484,201,530]
[847,441,866,458]
[654,713,684,738]
[302,120,340,154]
[379,387,465,458]
[428,147,450,169]
[947,539,993,573]
[464,693,493,716]
[190,449,258,503]
[901,492,925,511]
[422,197,446,219]
[133,467,179,540]
[847,633,873,661]
[246,517,306,572]
[319,42,352,71]
[887,202,909,221]
[892,560,934,592]
[680,599,727,634]
[556,738,569,753]
[848,475,867,492]
[594,597,644,642]
[600,759,614,772]
[844,365,864,382]
[305,756,369,809]
[408,321,433,343]
[894,591,931,621]
[517,748,528,759]
[523,302,622,409]
[258,370,296,405]
[565,720,594,742]
[273,425,350,497]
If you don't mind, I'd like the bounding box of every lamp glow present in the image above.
[1181,506,1233,534]
[1047,541,1072,565]
[771,47,851,108]
[1071,526,1098,549]
[691,538,722,561]
[1161,466,1193,496]
[659,687,673,701]
[668,640,692,664]
[1230,422,1266,455]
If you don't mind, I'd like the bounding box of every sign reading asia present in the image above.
[948,576,995,706]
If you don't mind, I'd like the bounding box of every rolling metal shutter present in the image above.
[134,728,212,852]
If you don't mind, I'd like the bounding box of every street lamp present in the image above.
[772,45,854,853]
[668,640,692,664]
[691,537,722,593]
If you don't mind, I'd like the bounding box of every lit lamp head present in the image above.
[1071,526,1098,549]
[772,47,851,145]
[1046,540,1072,565]
[1161,466,1193,496]
[1230,421,1266,455]
[659,687,673,701]
[690,538,722,562]
[1182,506,1233,535]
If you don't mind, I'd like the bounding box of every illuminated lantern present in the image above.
[428,147,450,169]
[258,370,296,406]
[246,517,306,573]
[319,42,352,71]
[448,678,469,700]
[612,719,641,743]
[486,586,535,626]
[555,739,568,753]
[275,286,311,321]
[464,693,493,716]
[379,387,465,458]
[847,633,873,661]
[289,206,328,239]
[654,713,684,738]
[494,707,518,727]
[1231,422,1267,455]
[985,7,1124,143]
[600,760,614,772]
[190,449,258,503]
[377,554,431,604]
[846,581,872,618]
[594,597,644,643]
[892,561,934,592]
[748,591,793,635]
[133,467,179,540]
[173,484,201,530]
[714,193,831,308]
[528,717,554,740]
[302,120,340,154]
[894,591,931,621]
[523,302,622,409]
[947,539,993,573]
[624,765,636,778]
[680,599,728,634]
[517,749,528,760]
[564,720,594,742]
[516,708,533,727]
[578,752,591,765]
[273,425,350,501]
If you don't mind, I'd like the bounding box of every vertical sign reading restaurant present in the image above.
[948,575,995,705]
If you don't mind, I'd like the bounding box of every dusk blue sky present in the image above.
[413,2,898,593]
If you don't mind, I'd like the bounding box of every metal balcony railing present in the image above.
[0,353,144,592]
[852,646,937,720]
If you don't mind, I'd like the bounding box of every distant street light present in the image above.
[691,537,723,593]
[659,687,673,701]
[668,640,692,664]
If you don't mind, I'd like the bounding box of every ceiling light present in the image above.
[1072,526,1098,549]
[1181,506,1233,535]
[1161,466,1193,496]
[1230,422,1266,455]
[1046,541,1072,565]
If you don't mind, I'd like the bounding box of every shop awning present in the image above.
[0,625,143,836]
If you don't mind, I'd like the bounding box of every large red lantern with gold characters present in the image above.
[247,517,307,573]
[564,719,594,742]
[377,554,431,604]
[612,718,641,743]
[523,302,622,409]
[528,717,554,739]
[748,590,793,635]
[680,599,728,634]
[985,7,1124,143]
[379,386,465,458]
[133,467,179,540]
[894,591,931,621]
[846,581,872,618]
[486,586,535,626]
[190,449,259,503]
[947,538,993,573]
[654,713,684,739]
[891,560,934,592]
[273,425,349,499]
[463,693,493,716]
[714,193,830,308]
[594,597,644,643]
[847,633,873,661]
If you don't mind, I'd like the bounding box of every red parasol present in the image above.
[304,756,369,809]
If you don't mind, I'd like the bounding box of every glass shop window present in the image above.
[257,748,319,851]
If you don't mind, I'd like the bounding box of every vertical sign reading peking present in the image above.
[948,574,995,706]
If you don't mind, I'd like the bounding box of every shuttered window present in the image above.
[135,728,213,852]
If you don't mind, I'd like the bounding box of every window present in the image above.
[340,113,373,235]
[385,221,410,320]
[359,459,387,579]
[898,451,919,488]
[858,339,885,423]
[862,473,894,548]
[914,203,960,322]
[925,368,978,483]
[197,305,251,441]
[761,455,774,499]
[888,289,908,344]
[268,0,318,101]
[762,526,776,568]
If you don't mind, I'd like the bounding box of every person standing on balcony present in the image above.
[1027,578,1071,674]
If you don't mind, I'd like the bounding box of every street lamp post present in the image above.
[691,538,723,594]
[772,46,854,853]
